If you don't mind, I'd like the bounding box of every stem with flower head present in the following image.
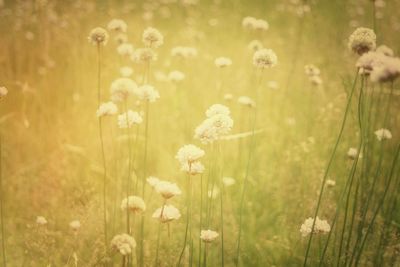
[0,135,6,267]
[235,69,263,266]
[303,70,359,267]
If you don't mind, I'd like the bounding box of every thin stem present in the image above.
[0,135,6,267]
[177,172,192,266]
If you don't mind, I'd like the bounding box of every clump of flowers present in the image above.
[300,217,331,237]
[348,27,376,55]
[120,196,146,214]
[242,16,269,31]
[96,102,118,117]
[142,27,164,48]
[347,147,361,159]
[200,230,219,243]
[88,27,109,46]
[253,48,278,68]
[356,51,386,75]
[374,128,392,141]
[152,205,181,223]
[111,234,136,255]
[117,110,143,128]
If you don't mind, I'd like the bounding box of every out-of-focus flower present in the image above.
[97,102,118,117]
[215,57,232,68]
[375,128,392,141]
[168,70,185,82]
[120,196,146,213]
[155,181,182,199]
[348,27,376,55]
[69,220,81,232]
[0,86,8,98]
[253,48,278,68]
[107,19,127,33]
[110,78,137,102]
[200,230,219,243]
[152,205,181,223]
[111,234,136,255]
[136,84,160,102]
[88,27,109,46]
[117,43,134,57]
[118,110,143,128]
[142,27,164,48]
[300,217,331,237]
[36,216,48,226]
[238,96,256,108]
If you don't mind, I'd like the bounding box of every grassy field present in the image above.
[0,0,399,266]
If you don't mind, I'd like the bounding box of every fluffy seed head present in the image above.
[88,27,109,46]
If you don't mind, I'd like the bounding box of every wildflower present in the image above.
[253,48,278,68]
[309,75,323,86]
[347,147,361,159]
[96,102,118,117]
[348,27,376,55]
[180,161,205,175]
[200,230,219,243]
[254,19,269,31]
[222,177,236,187]
[326,179,336,187]
[206,104,230,118]
[214,57,232,68]
[242,16,257,29]
[120,66,133,77]
[111,234,136,255]
[117,110,143,128]
[0,86,8,98]
[356,51,386,75]
[168,70,185,82]
[248,40,263,52]
[194,114,233,144]
[374,128,392,141]
[238,96,256,108]
[376,45,394,57]
[136,84,160,102]
[88,27,109,46]
[107,19,127,33]
[142,27,164,48]
[36,216,48,225]
[132,48,157,63]
[300,217,331,237]
[120,196,146,213]
[147,176,161,188]
[370,57,400,83]
[110,78,137,102]
[176,144,205,165]
[69,220,81,231]
[155,181,182,199]
[117,43,134,57]
[152,205,181,223]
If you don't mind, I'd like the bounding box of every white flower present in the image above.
[238,96,256,108]
[97,102,118,117]
[168,70,185,82]
[254,19,269,31]
[120,66,133,77]
[206,104,230,118]
[242,16,257,29]
[69,220,81,231]
[155,181,182,199]
[370,57,400,83]
[214,57,232,68]
[200,230,219,243]
[222,177,236,187]
[347,147,361,159]
[147,176,161,188]
[110,78,137,102]
[194,114,234,144]
[107,19,127,33]
[117,43,134,57]
[326,179,336,187]
[374,128,392,141]
[118,110,143,128]
[132,48,157,63]
[300,217,331,237]
[376,45,394,57]
[142,27,164,48]
[88,27,109,46]
[120,196,146,213]
[152,205,181,223]
[180,161,205,175]
[253,48,278,68]
[111,234,136,255]
[348,27,376,55]
[36,216,48,225]
[136,84,160,102]
[176,144,205,165]
[248,40,263,52]
[0,86,8,98]
[356,51,387,75]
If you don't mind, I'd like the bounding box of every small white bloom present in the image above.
[110,78,137,102]
[206,104,230,118]
[136,85,160,102]
[168,70,185,82]
[147,176,161,188]
[374,128,392,141]
[238,96,256,108]
[118,110,143,128]
[214,57,232,68]
[88,27,109,46]
[120,66,133,77]
[107,19,127,33]
[300,217,331,237]
[200,230,219,243]
[155,181,182,199]
[152,205,181,223]
[69,220,81,231]
[117,43,134,57]
[132,48,157,63]
[348,27,376,55]
[111,234,136,255]
[142,27,164,48]
[97,102,118,117]
[120,196,146,213]
[222,177,236,187]
[180,161,205,175]
[176,144,205,165]
[0,86,8,98]
[326,179,336,187]
[36,216,48,225]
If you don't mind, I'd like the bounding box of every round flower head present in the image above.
[136,84,160,102]
[181,161,205,175]
[111,234,136,255]
[253,48,278,68]
[222,177,236,187]
[168,70,185,82]
[131,48,157,63]
[200,230,219,243]
[370,57,400,83]
[147,176,161,188]
[120,66,133,77]
[118,110,143,128]
[110,78,137,102]
[206,104,230,118]
[347,147,360,159]
[300,217,331,237]
[238,96,256,108]
[176,144,205,165]
[348,27,376,55]
[248,40,263,52]
[36,216,48,225]
[107,19,127,33]
[376,45,394,57]
[254,19,269,31]
[117,43,134,57]
[0,86,8,99]
[69,220,81,231]
[152,205,181,223]
[97,102,118,117]
[120,196,146,213]
[242,16,257,29]
[374,128,392,141]
[88,27,109,46]
[326,179,336,187]
[356,51,387,75]
[214,57,232,68]
[194,114,234,144]
[304,64,321,77]
[155,181,182,199]
[142,27,164,48]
